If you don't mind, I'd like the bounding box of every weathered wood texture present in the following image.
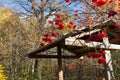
[103,37,115,80]
[28,54,80,58]
[57,46,63,80]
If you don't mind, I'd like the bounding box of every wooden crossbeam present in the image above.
[62,45,100,56]
[107,28,118,37]
[110,38,120,44]
[113,28,120,33]
[28,54,80,58]
[65,39,120,50]
[76,29,101,38]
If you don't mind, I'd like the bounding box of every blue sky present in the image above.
[1,0,16,8]
[1,0,83,10]
[0,0,85,16]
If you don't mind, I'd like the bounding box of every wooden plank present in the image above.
[65,39,120,50]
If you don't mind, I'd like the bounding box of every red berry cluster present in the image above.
[108,10,117,18]
[65,0,70,3]
[67,61,74,71]
[92,0,107,7]
[49,13,78,30]
[109,0,113,3]
[92,0,114,8]
[67,21,76,29]
[74,10,80,18]
[114,22,120,28]
[40,14,65,46]
[84,18,94,26]
[40,32,58,46]
[87,50,106,64]
[88,30,106,41]
[49,14,65,30]
[98,57,106,64]
[55,14,65,30]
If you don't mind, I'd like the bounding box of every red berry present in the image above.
[92,0,107,7]
[40,43,45,46]
[94,52,102,58]
[74,14,80,18]
[109,0,113,3]
[65,0,70,3]
[73,25,76,29]
[51,32,58,37]
[49,20,54,24]
[88,35,99,41]
[75,10,78,13]
[56,14,61,18]
[42,37,49,42]
[58,24,64,30]
[69,21,74,25]
[108,10,117,18]
[92,0,97,3]
[98,58,106,64]
[67,64,72,71]
[87,53,92,58]
[98,50,106,55]
[44,33,50,37]
[48,38,54,43]
[114,22,120,28]
[67,24,72,28]
[55,20,62,25]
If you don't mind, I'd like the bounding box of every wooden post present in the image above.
[103,37,115,80]
[57,46,63,80]
[104,50,115,80]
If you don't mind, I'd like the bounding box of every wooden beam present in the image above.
[62,45,96,55]
[65,39,120,50]
[76,29,101,39]
[110,38,120,44]
[62,45,103,57]
[113,28,120,33]
[28,54,80,58]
